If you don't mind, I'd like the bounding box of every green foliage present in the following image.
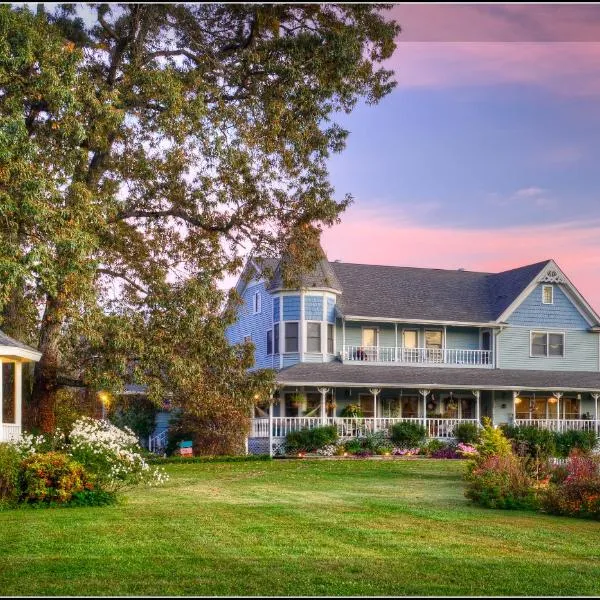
[19,451,88,504]
[503,425,557,462]
[361,431,393,454]
[454,422,480,445]
[340,404,364,418]
[109,394,159,441]
[420,439,447,456]
[0,3,399,432]
[68,489,117,507]
[465,454,539,510]
[390,422,426,449]
[285,426,338,453]
[475,417,512,460]
[344,438,363,455]
[554,430,598,459]
[0,443,21,507]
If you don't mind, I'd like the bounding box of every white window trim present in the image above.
[530,330,565,358]
[542,285,554,305]
[305,320,323,354]
[284,321,300,353]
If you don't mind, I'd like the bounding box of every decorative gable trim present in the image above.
[497,260,600,327]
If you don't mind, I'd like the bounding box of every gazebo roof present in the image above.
[0,330,42,362]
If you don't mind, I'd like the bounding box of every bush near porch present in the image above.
[465,419,600,520]
[0,418,168,509]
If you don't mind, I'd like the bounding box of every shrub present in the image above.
[69,489,118,507]
[465,453,538,510]
[541,453,600,519]
[503,425,556,461]
[285,425,338,453]
[344,438,363,455]
[420,439,447,456]
[108,394,159,442]
[20,452,89,504]
[475,417,512,460]
[554,430,598,459]
[390,422,426,449]
[362,431,392,453]
[454,422,480,445]
[0,443,22,507]
[68,417,168,492]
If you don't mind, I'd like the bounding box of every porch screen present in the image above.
[2,362,15,424]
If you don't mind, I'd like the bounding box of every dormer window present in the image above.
[542,285,554,305]
[253,291,261,314]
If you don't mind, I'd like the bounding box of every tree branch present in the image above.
[96,267,149,294]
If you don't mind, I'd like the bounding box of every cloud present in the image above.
[321,204,600,313]
[487,187,556,209]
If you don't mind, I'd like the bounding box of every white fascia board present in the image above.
[275,379,600,393]
[341,315,500,328]
[269,286,341,295]
[0,346,42,362]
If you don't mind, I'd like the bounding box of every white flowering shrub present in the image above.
[316,444,337,457]
[68,417,168,492]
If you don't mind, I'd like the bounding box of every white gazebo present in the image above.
[0,330,42,441]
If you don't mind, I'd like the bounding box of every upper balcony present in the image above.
[341,345,494,368]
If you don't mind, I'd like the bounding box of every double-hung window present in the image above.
[542,285,554,304]
[252,292,261,314]
[273,323,280,354]
[306,322,321,353]
[531,331,564,357]
[327,324,334,354]
[284,322,299,353]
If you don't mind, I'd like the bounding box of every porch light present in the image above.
[548,397,558,404]
[514,397,522,404]
[98,391,111,406]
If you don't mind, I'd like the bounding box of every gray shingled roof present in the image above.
[330,260,550,322]
[267,256,342,293]
[276,362,600,391]
[0,330,40,354]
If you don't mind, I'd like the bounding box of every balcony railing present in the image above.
[1,424,21,442]
[342,345,493,367]
[251,417,479,440]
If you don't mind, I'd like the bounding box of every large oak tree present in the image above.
[0,3,399,433]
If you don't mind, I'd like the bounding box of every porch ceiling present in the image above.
[275,361,600,393]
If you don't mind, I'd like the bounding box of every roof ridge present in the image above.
[329,260,493,275]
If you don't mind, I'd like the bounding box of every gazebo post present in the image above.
[419,389,430,435]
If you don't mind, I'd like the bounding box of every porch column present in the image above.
[369,388,381,421]
[268,397,274,458]
[394,323,398,362]
[553,392,563,432]
[512,391,520,424]
[15,363,22,430]
[471,390,481,425]
[342,318,346,360]
[419,389,430,433]
[318,387,330,425]
[592,393,600,434]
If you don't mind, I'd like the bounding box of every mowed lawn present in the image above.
[1,459,600,596]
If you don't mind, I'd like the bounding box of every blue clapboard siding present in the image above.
[283,353,300,367]
[326,298,336,323]
[225,280,274,370]
[273,297,280,322]
[498,327,599,371]
[282,295,301,321]
[446,327,480,350]
[304,295,323,320]
[507,284,589,329]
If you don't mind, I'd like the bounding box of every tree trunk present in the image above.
[30,296,64,432]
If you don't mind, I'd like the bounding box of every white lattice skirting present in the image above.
[248,437,286,456]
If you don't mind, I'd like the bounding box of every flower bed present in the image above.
[0,417,168,509]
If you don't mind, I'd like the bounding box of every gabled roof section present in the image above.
[0,330,42,362]
[233,255,279,297]
[267,256,342,293]
[486,260,551,320]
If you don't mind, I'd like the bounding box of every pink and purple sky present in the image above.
[319,4,600,312]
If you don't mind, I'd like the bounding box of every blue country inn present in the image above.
[225,245,600,455]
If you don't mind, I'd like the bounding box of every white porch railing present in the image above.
[1,424,22,442]
[514,419,600,433]
[342,345,493,367]
[251,417,477,440]
[148,430,168,453]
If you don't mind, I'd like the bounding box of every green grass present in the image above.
[1,458,599,596]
